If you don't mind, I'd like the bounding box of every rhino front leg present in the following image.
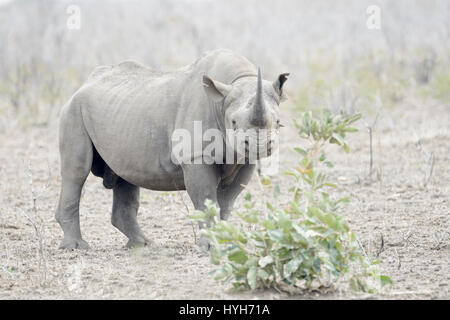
[217,164,256,220]
[111,179,149,248]
[182,164,221,248]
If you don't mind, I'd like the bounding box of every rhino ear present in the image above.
[203,75,232,103]
[273,73,290,102]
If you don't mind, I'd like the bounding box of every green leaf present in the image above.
[331,133,345,146]
[239,210,259,224]
[284,171,299,177]
[266,202,275,211]
[268,229,284,242]
[321,213,337,229]
[350,277,364,291]
[302,112,311,130]
[188,211,206,220]
[257,269,270,280]
[284,257,303,277]
[343,127,358,132]
[293,224,320,239]
[247,266,258,290]
[258,255,274,268]
[294,147,308,156]
[335,196,350,206]
[211,267,230,281]
[288,201,301,214]
[262,219,276,230]
[313,257,321,273]
[343,144,350,153]
[324,161,334,168]
[379,275,393,286]
[300,157,310,169]
[307,206,320,218]
[273,185,280,198]
[228,249,248,264]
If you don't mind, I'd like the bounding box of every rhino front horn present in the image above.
[250,67,266,128]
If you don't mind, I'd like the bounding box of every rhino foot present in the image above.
[59,238,90,250]
[125,236,150,249]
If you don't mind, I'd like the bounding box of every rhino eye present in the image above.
[277,120,284,128]
[232,120,237,129]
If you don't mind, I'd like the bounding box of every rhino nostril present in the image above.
[232,120,237,130]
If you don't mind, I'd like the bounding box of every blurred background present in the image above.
[0,0,448,127]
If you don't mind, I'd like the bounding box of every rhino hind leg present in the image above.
[56,178,90,250]
[56,99,93,250]
[111,179,149,248]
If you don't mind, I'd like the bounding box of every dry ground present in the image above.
[0,97,448,299]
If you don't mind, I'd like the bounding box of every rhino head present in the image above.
[203,68,289,161]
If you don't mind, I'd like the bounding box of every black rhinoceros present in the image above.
[56,49,289,249]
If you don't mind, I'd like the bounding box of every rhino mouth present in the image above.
[223,127,277,163]
[243,138,274,159]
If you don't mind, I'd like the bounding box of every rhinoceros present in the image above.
[56,49,289,249]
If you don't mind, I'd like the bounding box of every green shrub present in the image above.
[190,110,392,293]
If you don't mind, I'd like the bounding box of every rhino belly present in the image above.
[79,87,185,191]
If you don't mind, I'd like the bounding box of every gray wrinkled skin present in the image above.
[56,49,289,249]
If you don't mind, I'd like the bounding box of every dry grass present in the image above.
[0,94,448,299]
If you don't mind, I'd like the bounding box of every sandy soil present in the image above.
[0,97,448,300]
